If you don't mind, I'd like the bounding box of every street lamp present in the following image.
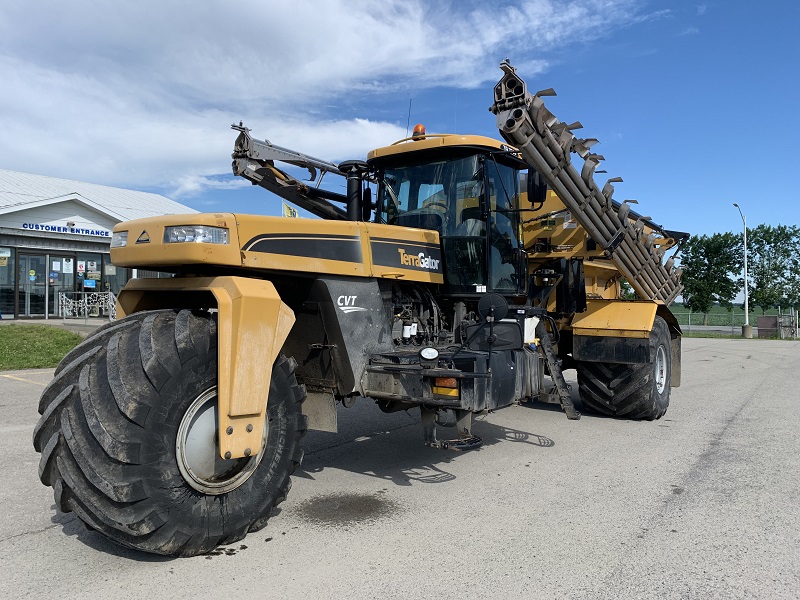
[733,203,751,337]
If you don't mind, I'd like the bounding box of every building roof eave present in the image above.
[0,193,128,222]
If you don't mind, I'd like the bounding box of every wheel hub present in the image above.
[655,345,667,394]
[176,386,266,494]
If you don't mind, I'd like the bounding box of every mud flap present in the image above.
[303,390,338,432]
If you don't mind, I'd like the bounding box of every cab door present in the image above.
[485,158,525,296]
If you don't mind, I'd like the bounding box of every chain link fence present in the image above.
[671,310,798,338]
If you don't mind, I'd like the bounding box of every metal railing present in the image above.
[59,291,117,322]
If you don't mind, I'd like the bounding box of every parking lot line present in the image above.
[0,374,47,386]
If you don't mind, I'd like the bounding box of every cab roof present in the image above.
[367,133,516,161]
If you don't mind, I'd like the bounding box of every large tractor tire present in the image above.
[576,316,671,420]
[33,309,306,556]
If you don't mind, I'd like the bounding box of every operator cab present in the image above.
[369,136,546,300]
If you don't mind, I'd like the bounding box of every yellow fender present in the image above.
[571,299,656,339]
[117,276,295,459]
[571,298,681,387]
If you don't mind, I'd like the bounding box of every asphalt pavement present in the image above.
[1,337,798,599]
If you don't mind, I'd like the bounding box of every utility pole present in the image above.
[733,203,752,338]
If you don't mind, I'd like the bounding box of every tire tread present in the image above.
[576,316,671,420]
[33,309,306,556]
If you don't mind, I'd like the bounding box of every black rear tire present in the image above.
[33,309,306,556]
[576,316,671,420]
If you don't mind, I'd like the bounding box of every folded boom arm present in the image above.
[231,123,348,220]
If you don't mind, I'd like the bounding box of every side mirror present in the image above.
[477,293,509,322]
[362,187,373,221]
[527,169,548,209]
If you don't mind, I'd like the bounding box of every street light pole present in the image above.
[733,203,751,337]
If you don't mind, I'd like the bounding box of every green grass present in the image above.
[0,325,83,370]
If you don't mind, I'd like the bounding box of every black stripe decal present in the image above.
[244,234,362,263]
[370,239,443,273]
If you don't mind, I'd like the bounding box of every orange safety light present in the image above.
[412,123,426,140]
[433,376,458,398]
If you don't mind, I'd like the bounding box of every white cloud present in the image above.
[171,176,250,199]
[0,0,652,198]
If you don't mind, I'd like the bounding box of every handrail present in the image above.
[59,291,117,322]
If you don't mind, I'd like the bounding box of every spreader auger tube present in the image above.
[490,60,683,304]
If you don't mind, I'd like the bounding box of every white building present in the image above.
[0,169,196,319]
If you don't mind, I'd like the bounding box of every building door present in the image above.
[48,255,77,317]
[17,253,47,317]
[0,247,15,319]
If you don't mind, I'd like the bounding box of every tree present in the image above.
[784,250,800,310]
[747,224,800,313]
[619,278,638,300]
[679,232,742,324]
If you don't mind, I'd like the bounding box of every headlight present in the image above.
[419,347,439,361]
[110,231,128,248]
[163,225,229,244]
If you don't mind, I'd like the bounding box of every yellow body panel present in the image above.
[238,217,370,277]
[364,222,443,282]
[112,214,444,285]
[571,299,657,339]
[524,191,604,258]
[237,217,444,284]
[117,276,295,459]
[583,261,622,300]
[112,213,242,267]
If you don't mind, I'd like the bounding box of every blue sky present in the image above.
[1,0,797,238]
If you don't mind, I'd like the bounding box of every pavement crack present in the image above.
[0,517,77,544]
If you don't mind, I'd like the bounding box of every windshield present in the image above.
[376,152,525,296]
[377,155,482,235]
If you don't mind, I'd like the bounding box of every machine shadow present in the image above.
[296,413,556,489]
[517,373,610,421]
